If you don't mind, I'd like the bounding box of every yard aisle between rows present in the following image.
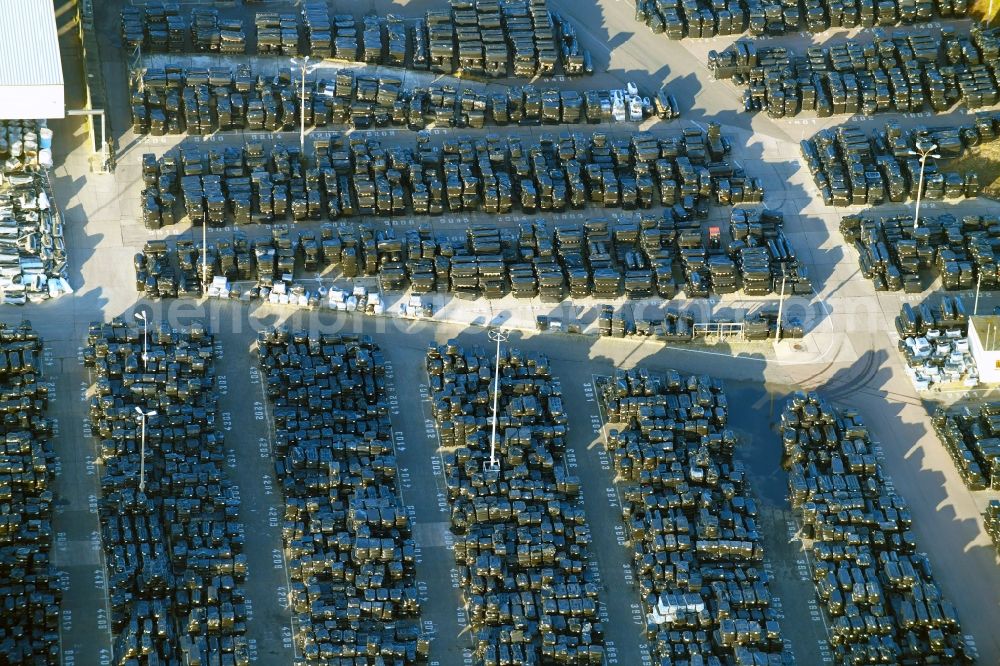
[384,337,467,665]
[214,325,296,663]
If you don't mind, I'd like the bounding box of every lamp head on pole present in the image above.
[134,311,147,322]
[290,56,321,74]
[488,328,510,344]
[909,140,940,160]
[484,327,509,478]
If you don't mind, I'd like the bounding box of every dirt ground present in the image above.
[972,0,1000,22]
[953,141,1000,198]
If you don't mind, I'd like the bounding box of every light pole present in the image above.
[134,311,149,370]
[290,56,321,156]
[485,328,509,476]
[135,406,157,494]
[202,219,209,294]
[975,270,983,316]
[908,141,940,231]
[775,268,788,341]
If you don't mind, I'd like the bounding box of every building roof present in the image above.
[0,0,63,87]
[0,0,63,88]
[970,315,1000,352]
[0,0,64,119]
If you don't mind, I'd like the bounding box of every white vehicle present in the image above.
[611,91,627,122]
[954,338,970,353]
[22,274,46,292]
[19,257,43,273]
[945,328,963,339]
[628,96,644,121]
[906,337,932,358]
[626,81,639,96]
[47,278,73,296]
[925,328,941,340]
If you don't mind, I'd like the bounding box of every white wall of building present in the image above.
[969,318,1000,384]
[0,86,65,121]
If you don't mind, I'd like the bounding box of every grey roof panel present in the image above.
[0,0,64,87]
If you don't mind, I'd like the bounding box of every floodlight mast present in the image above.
[485,329,509,475]
[291,57,321,156]
[907,141,940,231]
[775,267,788,341]
[135,406,158,493]
[202,215,208,292]
[134,311,149,370]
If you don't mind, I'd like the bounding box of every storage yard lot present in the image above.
[5,0,1000,665]
[36,303,1000,666]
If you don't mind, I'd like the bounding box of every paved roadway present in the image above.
[388,339,469,666]
[44,7,116,665]
[47,334,114,666]
[25,0,1000,665]
[213,324,298,662]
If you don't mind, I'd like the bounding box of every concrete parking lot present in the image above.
[19,0,1000,664]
